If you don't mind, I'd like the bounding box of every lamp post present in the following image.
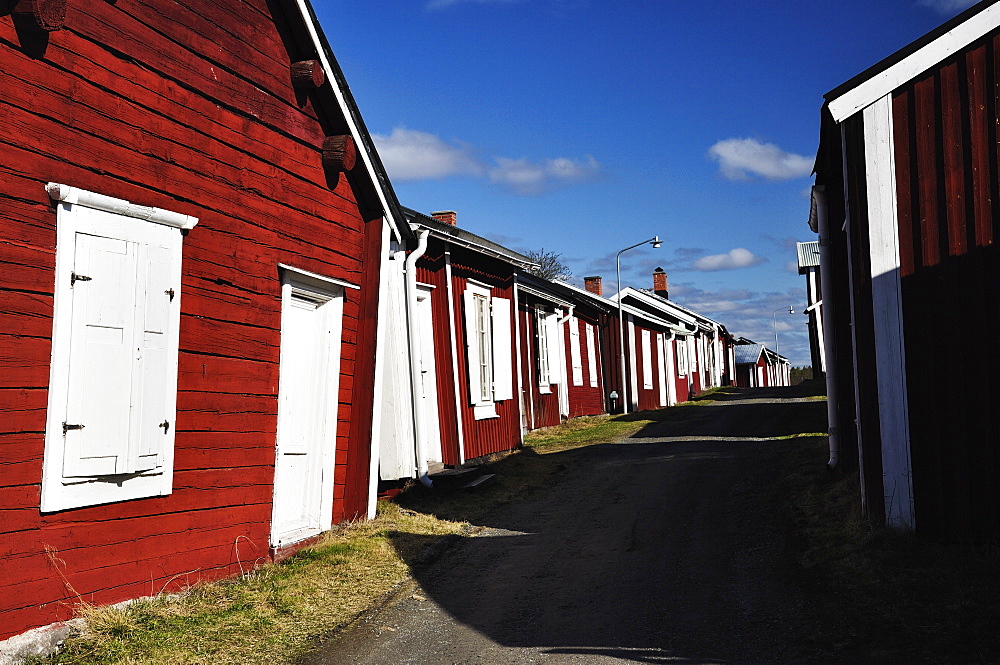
[772,305,794,355]
[616,236,661,414]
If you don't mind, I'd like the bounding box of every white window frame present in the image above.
[535,309,552,393]
[676,337,688,376]
[462,281,512,420]
[41,183,197,513]
[586,323,598,388]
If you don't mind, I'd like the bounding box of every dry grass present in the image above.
[37,504,466,665]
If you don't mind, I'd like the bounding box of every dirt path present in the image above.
[303,389,829,665]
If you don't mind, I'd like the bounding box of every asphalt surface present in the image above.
[303,388,829,665]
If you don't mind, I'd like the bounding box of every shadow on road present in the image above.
[308,388,831,664]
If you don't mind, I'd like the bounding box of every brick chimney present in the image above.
[583,276,603,296]
[431,210,457,226]
[653,267,668,299]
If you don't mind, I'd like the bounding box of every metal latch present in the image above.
[159,421,170,433]
[165,288,175,301]
[70,273,92,286]
[62,422,85,433]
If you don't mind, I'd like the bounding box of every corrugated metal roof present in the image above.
[797,241,820,272]
[734,344,764,365]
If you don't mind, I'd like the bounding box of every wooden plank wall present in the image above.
[518,301,560,429]
[447,250,522,460]
[891,34,1000,540]
[0,0,379,638]
[565,309,605,418]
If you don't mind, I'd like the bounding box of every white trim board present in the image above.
[863,96,916,531]
[828,3,1000,122]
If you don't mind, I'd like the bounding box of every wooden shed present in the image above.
[812,0,1000,539]
[0,0,410,640]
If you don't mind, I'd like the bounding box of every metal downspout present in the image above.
[813,186,842,469]
[405,228,432,487]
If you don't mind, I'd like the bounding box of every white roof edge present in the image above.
[289,0,404,241]
[828,3,1000,122]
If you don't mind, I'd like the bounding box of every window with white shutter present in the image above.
[535,310,551,391]
[569,316,583,386]
[641,329,654,390]
[463,282,512,420]
[41,184,196,512]
[585,323,598,388]
[676,337,688,376]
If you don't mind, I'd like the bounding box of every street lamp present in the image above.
[616,236,661,414]
[772,305,794,355]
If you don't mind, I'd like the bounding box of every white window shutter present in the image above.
[545,314,562,384]
[462,289,481,405]
[133,243,175,472]
[535,311,550,386]
[569,316,583,386]
[586,323,598,388]
[491,297,513,401]
[642,329,653,390]
[62,233,136,477]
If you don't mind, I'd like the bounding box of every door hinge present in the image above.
[62,422,85,433]
[70,272,92,286]
[165,288,175,301]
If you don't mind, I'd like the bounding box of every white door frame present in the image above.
[270,268,344,549]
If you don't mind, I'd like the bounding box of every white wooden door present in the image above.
[415,288,442,465]
[271,274,343,549]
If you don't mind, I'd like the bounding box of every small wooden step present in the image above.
[460,473,496,491]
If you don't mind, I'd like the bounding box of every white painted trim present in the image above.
[46,183,198,230]
[828,3,1000,122]
[278,263,360,290]
[444,249,466,464]
[366,220,392,519]
[627,316,639,412]
[512,280,526,441]
[863,95,915,531]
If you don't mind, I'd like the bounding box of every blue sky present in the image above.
[319,0,977,366]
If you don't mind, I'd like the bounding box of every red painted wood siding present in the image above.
[673,339,692,401]
[565,311,605,417]
[890,34,1000,539]
[0,1,383,639]
[629,320,664,412]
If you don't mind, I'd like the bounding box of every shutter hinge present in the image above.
[165,288,175,301]
[70,272,92,286]
[62,422,85,433]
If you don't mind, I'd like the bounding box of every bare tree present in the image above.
[524,248,572,281]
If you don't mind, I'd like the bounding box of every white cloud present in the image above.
[692,248,765,271]
[488,155,600,195]
[708,137,813,181]
[916,0,977,13]
[372,128,482,181]
[373,127,599,195]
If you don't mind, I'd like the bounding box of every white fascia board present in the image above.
[618,288,699,326]
[290,0,405,241]
[46,183,198,230]
[517,283,573,308]
[828,3,1000,122]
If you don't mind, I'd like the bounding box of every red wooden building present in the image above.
[516,274,609,431]
[0,0,411,640]
[812,0,1000,538]
[733,342,790,388]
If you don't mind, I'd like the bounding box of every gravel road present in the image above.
[303,388,830,665]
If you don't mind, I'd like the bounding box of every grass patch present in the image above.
[781,438,1000,662]
[36,504,466,665]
